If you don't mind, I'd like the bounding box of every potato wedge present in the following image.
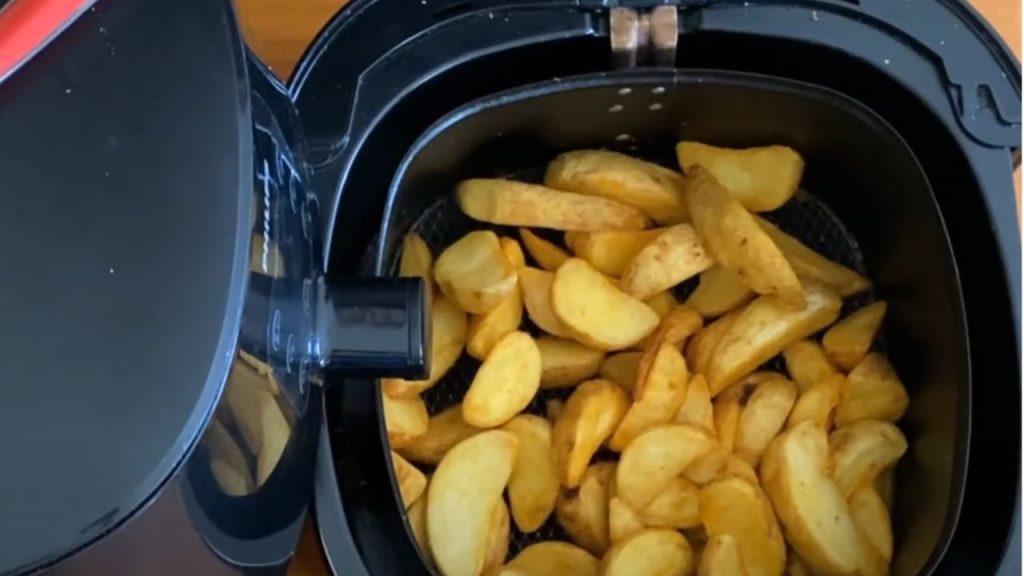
[545,150,690,224]
[755,216,871,298]
[617,424,715,510]
[686,310,742,378]
[463,331,542,428]
[609,497,647,544]
[383,393,428,448]
[621,224,714,300]
[599,352,643,393]
[496,542,599,576]
[760,422,862,576]
[546,399,564,424]
[704,282,842,395]
[467,287,524,360]
[601,529,694,576]
[457,179,649,231]
[502,415,560,533]
[641,476,701,529]
[552,258,660,350]
[555,462,616,555]
[500,237,527,268]
[686,166,804,306]
[407,489,434,565]
[786,374,843,430]
[520,228,571,272]
[565,229,662,276]
[684,445,730,486]
[830,420,908,498]
[835,353,910,426]
[536,337,605,389]
[392,451,427,509]
[636,302,705,351]
[383,296,468,398]
[609,344,690,451]
[734,376,798,466]
[786,554,813,576]
[699,534,747,576]
[518,267,571,338]
[713,390,744,453]
[875,466,896,512]
[676,142,803,212]
[686,265,755,318]
[782,340,839,393]
[553,380,631,488]
[483,500,511,573]
[400,232,434,290]
[675,374,715,433]
[700,477,785,576]
[849,485,894,561]
[435,230,518,314]
[398,404,482,465]
[644,290,679,318]
[822,302,887,370]
[428,430,518,576]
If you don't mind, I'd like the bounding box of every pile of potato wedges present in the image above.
[381,142,911,576]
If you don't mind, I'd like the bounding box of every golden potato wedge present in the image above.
[383,393,428,449]
[519,228,571,272]
[483,500,511,573]
[553,380,631,488]
[786,554,813,576]
[467,287,523,360]
[601,529,694,576]
[644,290,679,318]
[435,230,518,314]
[704,281,842,395]
[849,484,893,561]
[383,296,468,398]
[546,399,564,424]
[699,534,747,576]
[399,232,434,290]
[641,476,701,529]
[502,415,560,533]
[675,374,715,433]
[536,337,605,389]
[786,374,843,430]
[428,430,518,576]
[686,265,755,319]
[398,405,482,465]
[555,462,616,555]
[518,267,571,338]
[677,141,803,212]
[463,331,542,428]
[496,542,599,576]
[684,445,730,486]
[620,224,714,300]
[700,477,786,576]
[734,376,798,466]
[545,150,690,224]
[457,179,649,231]
[712,382,745,453]
[782,340,839,393]
[617,424,715,510]
[760,422,862,576]
[552,258,660,351]
[835,353,910,426]
[636,303,705,351]
[830,420,908,498]
[686,310,742,378]
[599,352,643,393]
[609,497,647,544]
[609,344,690,451]
[500,237,527,268]
[407,489,434,565]
[686,166,804,307]
[755,216,871,298]
[822,302,887,370]
[565,228,662,276]
[875,466,896,511]
[392,451,427,509]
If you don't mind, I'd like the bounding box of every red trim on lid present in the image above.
[0,0,96,82]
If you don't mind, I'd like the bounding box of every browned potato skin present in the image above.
[835,353,909,426]
[786,373,843,430]
[536,337,605,389]
[677,141,803,212]
[822,301,887,370]
[565,229,663,276]
[609,344,690,451]
[686,265,755,318]
[829,420,908,499]
[555,462,616,555]
[734,375,799,466]
[699,477,786,576]
[552,380,631,488]
[599,352,643,393]
[755,216,871,298]
[617,424,716,510]
[686,310,742,378]
[398,405,482,465]
[620,223,714,300]
[782,340,839,393]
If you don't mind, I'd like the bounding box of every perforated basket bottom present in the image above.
[380,186,871,557]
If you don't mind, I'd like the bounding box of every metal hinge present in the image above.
[610,5,679,68]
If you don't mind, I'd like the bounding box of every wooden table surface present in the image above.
[230,1,1021,574]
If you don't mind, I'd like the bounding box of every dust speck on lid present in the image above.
[617,87,632,96]
[649,103,663,111]
[940,40,945,46]
[65,88,72,94]
[884,59,891,65]
[651,86,666,95]
[608,104,624,113]
[109,268,115,275]
[488,13,494,19]
[811,10,819,21]
[615,134,634,142]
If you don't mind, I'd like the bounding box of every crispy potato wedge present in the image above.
[545,150,690,224]
[556,462,616,555]
[392,451,428,509]
[786,374,843,430]
[760,422,863,576]
[641,476,701,529]
[502,415,560,533]
[755,216,871,298]
[553,380,631,488]
[621,224,714,300]
[699,534,748,576]
[552,258,660,351]
[645,290,679,318]
[617,424,715,510]
[601,529,694,576]
[830,420,908,498]
[400,232,434,290]
[536,337,605,389]
[428,430,518,576]
[835,353,910,426]
[609,497,647,544]
[636,302,705,351]
[495,542,599,576]
[686,265,755,318]
[686,310,742,378]
[435,230,518,314]
[500,237,527,268]
[677,142,803,212]
[407,489,434,566]
[518,267,571,338]
[734,376,798,466]
[599,352,643,393]
[483,500,511,573]
[383,296,468,398]
[823,302,887,370]
[457,179,649,231]
[519,228,571,272]
[609,344,690,451]
[675,374,715,433]
[545,399,564,424]
[850,485,894,561]
[684,445,731,486]
[704,282,842,395]
[467,288,524,360]
[687,166,804,306]
[398,404,482,465]
[463,331,542,428]
[383,393,428,448]
[782,340,839,393]
[700,477,786,576]
[565,229,662,276]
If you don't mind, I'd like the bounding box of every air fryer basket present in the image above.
[374,70,968,575]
